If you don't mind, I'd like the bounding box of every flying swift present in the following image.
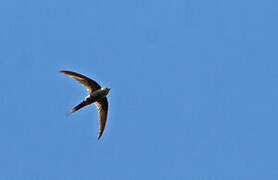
[60,70,110,140]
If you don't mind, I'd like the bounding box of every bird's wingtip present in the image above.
[64,111,72,117]
[97,133,103,140]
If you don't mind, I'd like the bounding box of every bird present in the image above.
[60,70,110,140]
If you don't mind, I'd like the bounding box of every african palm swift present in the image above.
[60,70,110,140]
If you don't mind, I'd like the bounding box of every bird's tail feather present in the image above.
[69,101,88,113]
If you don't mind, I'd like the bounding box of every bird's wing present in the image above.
[60,70,101,93]
[94,97,108,140]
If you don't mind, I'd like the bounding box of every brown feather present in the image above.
[94,98,108,140]
[60,70,101,93]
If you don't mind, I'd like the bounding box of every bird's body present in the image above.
[60,70,110,140]
[88,88,110,102]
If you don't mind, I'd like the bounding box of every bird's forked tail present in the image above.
[69,101,89,114]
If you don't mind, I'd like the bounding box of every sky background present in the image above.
[1,0,278,179]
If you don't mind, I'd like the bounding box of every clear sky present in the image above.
[1,0,277,179]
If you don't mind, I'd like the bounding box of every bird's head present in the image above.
[103,87,111,95]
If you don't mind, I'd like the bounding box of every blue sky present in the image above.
[1,0,278,179]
